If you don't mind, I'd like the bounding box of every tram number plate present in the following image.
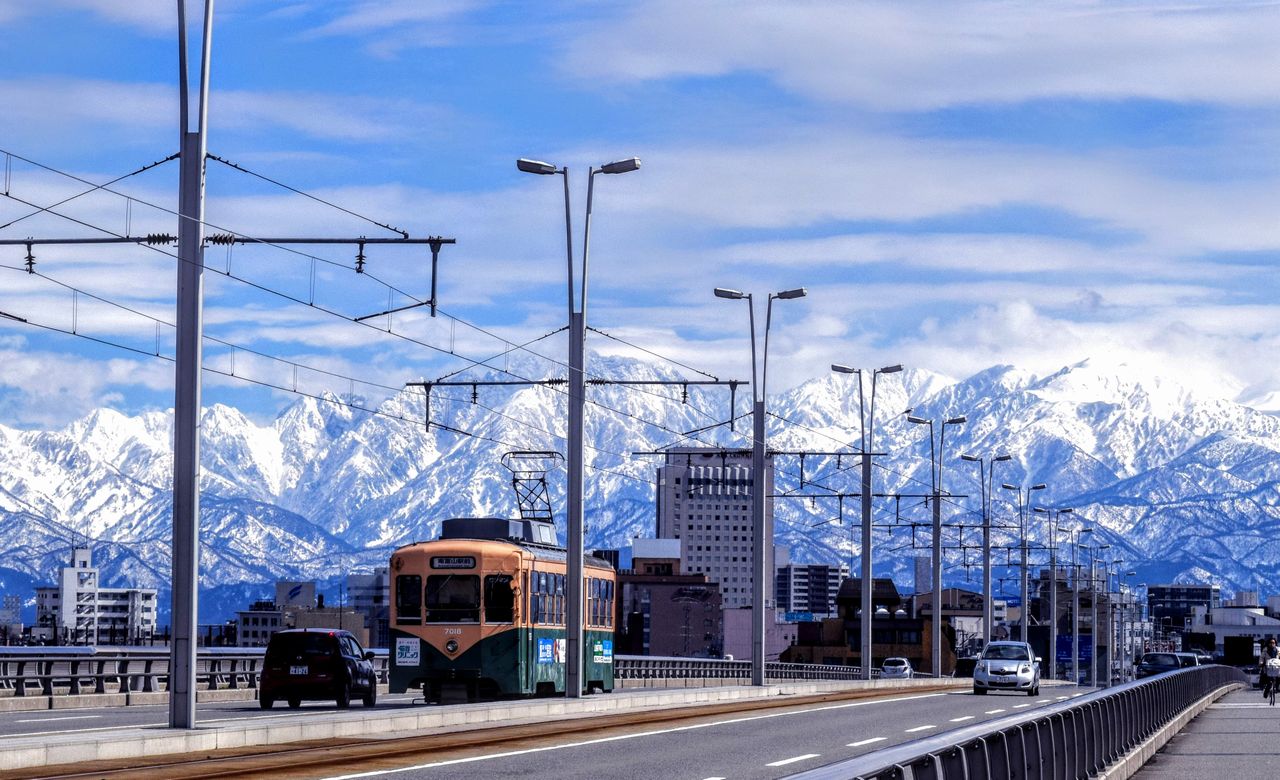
[290,665,308,675]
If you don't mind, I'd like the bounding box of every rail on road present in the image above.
[785,664,1245,780]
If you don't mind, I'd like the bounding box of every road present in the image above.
[302,686,1092,780]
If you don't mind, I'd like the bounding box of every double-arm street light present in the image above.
[906,412,967,677]
[715,286,807,686]
[518,155,640,698]
[1057,524,1091,684]
[832,363,903,680]
[1001,482,1046,643]
[1033,506,1072,679]
[1119,570,1138,680]
[960,452,1012,645]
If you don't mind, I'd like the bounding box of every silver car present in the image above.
[973,641,1041,696]
[880,657,913,679]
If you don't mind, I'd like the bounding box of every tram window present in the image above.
[484,574,515,623]
[395,574,422,625]
[425,575,480,622]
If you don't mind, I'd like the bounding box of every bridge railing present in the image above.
[0,648,873,697]
[785,664,1246,780]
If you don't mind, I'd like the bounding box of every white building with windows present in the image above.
[656,447,778,609]
[34,547,157,644]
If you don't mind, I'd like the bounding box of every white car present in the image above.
[973,641,1041,696]
[880,657,913,679]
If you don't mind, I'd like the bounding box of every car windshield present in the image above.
[266,633,336,659]
[883,659,906,667]
[982,645,1030,661]
[1142,653,1178,666]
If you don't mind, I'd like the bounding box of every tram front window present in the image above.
[395,574,422,625]
[425,575,480,622]
[484,574,515,623]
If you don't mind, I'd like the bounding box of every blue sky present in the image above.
[0,0,1278,428]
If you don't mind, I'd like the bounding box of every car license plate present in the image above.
[290,665,308,675]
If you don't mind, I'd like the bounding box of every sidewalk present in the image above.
[1132,687,1280,776]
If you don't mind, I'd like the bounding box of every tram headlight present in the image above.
[445,639,459,654]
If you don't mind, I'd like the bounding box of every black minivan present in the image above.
[260,629,378,709]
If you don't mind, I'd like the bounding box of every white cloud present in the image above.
[563,1,1280,110]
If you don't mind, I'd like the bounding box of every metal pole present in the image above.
[1072,539,1080,684]
[859,374,873,681]
[1048,515,1057,680]
[929,424,941,678]
[1089,552,1098,687]
[752,396,767,686]
[981,462,992,643]
[1019,495,1028,644]
[170,0,213,730]
[565,169,597,699]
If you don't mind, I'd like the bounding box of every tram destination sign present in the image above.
[432,556,476,569]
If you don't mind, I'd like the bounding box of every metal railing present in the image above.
[0,647,389,697]
[0,649,873,698]
[615,656,875,682]
[786,664,1245,780]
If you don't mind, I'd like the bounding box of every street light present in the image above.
[1033,506,1072,679]
[907,412,967,677]
[1120,570,1138,680]
[519,154,640,698]
[960,452,1012,645]
[716,285,807,686]
[1000,482,1046,643]
[832,362,903,680]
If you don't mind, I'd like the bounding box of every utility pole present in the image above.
[170,0,213,730]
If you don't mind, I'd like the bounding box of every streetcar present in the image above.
[389,516,616,701]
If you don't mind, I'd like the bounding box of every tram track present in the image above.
[3,684,960,780]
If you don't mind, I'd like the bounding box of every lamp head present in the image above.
[879,364,904,374]
[906,415,929,425]
[774,287,807,300]
[1000,483,1018,491]
[831,364,859,374]
[714,287,746,300]
[516,158,558,175]
[945,415,967,425]
[994,454,1012,462]
[1033,506,1048,513]
[1031,483,1047,491]
[1059,507,1073,514]
[960,453,979,462]
[600,157,641,174]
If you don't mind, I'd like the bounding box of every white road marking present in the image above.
[985,708,1006,714]
[766,754,820,767]
[1013,704,1031,709]
[700,777,727,779]
[948,715,974,722]
[905,725,936,733]
[317,692,952,779]
[14,715,102,723]
[1056,696,1069,700]
[1037,699,1051,703]
[848,737,887,747]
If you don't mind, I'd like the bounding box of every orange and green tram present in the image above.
[389,517,616,700]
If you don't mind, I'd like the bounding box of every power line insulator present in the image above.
[206,233,237,245]
[145,233,176,245]
[23,242,34,274]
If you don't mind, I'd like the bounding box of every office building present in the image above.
[348,568,390,648]
[656,447,775,609]
[33,547,157,645]
[1147,584,1220,633]
[776,562,849,618]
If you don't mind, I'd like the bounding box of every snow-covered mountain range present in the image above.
[3,355,1276,623]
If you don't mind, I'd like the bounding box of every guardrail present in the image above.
[0,648,872,698]
[0,647,389,697]
[615,656,877,683]
[786,664,1245,780]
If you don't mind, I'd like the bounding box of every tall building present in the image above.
[33,547,157,645]
[1148,584,1220,633]
[348,568,390,648]
[776,562,849,618]
[656,447,775,609]
[913,556,931,595]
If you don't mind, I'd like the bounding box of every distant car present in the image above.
[880,657,913,679]
[973,641,1040,696]
[1134,652,1182,678]
[1191,650,1214,665]
[1174,652,1200,668]
[260,628,378,709]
